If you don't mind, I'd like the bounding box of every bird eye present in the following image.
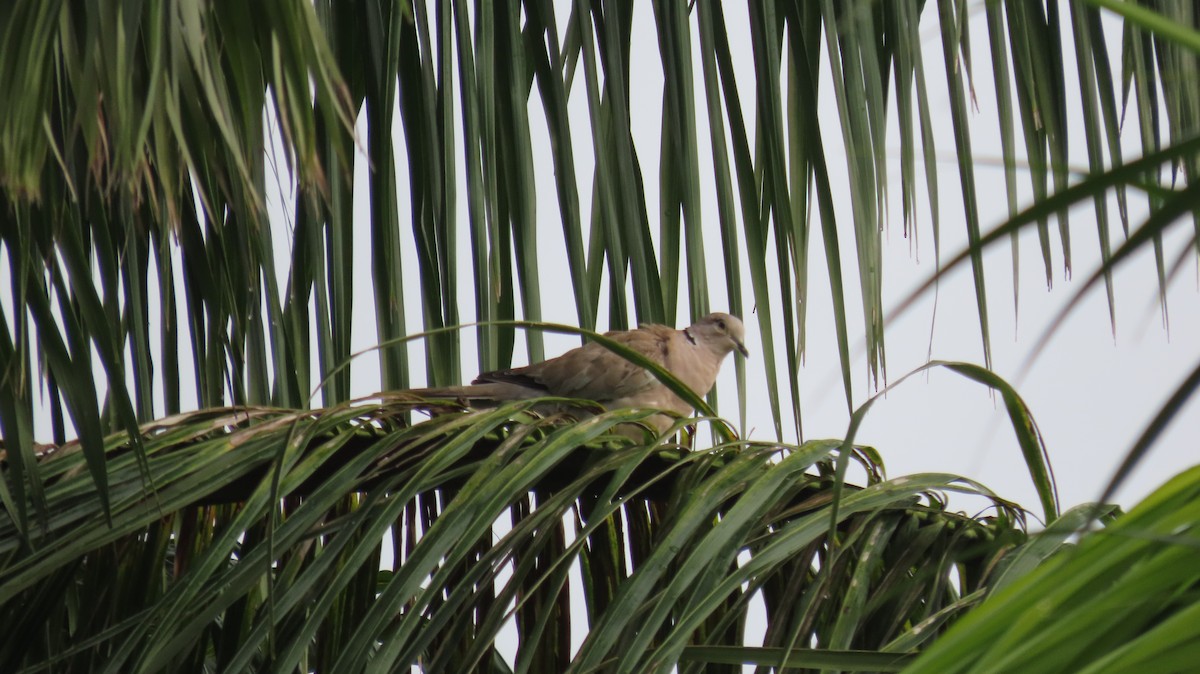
[717,319,726,331]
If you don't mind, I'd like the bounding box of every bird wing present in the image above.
[476,325,674,403]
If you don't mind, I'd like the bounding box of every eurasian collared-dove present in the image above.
[411,312,749,433]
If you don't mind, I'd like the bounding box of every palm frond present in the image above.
[0,401,1027,672]
[2,0,1199,671]
[906,465,1200,674]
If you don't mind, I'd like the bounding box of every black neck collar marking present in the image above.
[683,327,696,345]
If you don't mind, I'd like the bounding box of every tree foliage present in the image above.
[1,0,1198,671]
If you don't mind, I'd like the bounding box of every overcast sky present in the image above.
[18,3,1193,521]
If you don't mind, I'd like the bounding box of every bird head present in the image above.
[689,313,750,358]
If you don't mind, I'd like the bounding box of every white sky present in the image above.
[12,1,1189,518]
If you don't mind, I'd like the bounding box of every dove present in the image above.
[411,313,749,433]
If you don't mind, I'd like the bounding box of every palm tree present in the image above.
[1,0,1197,671]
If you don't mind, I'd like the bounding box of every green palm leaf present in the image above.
[2,0,1198,671]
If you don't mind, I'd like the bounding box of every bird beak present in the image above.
[735,340,749,358]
